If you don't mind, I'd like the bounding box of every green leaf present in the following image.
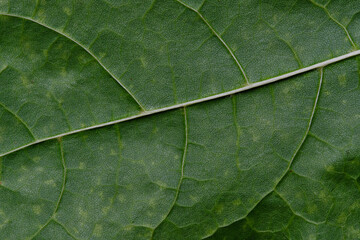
[1,0,360,239]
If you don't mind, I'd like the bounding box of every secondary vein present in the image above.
[0,101,36,140]
[27,137,68,239]
[239,67,324,223]
[0,47,359,159]
[174,0,250,84]
[150,107,188,238]
[0,13,146,111]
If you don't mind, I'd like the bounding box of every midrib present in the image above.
[1,11,360,158]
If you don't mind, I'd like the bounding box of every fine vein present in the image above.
[0,101,36,140]
[238,68,324,225]
[0,50,359,158]
[174,0,250,84]
[278,69,323,181]
[151,107,188,237]
[28,138,68,239]
[309,0,357,48]
[0,13,146,111]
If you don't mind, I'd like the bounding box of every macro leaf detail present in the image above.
[1,0,360,239]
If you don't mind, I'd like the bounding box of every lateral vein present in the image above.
[0,41,359,158]
[237,68,324,223]
[174,0,250,84]
[150,107,188,238]
[27,138,68,239]
[309,0,357,49]
[0,13,146,111]
[0,101,36,140]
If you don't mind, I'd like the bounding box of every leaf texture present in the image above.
[1,0,360,239]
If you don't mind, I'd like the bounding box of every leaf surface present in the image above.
[1,0,360,239]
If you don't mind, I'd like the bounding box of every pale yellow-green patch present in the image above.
[63,7,72,16]
[155,181,167,189]
[152,127,158,134]
[79,162,86,169]
[46,92,52,99]
[318,190,328,201]
[79,208,88,219]
[60,67,67,77]
[338,74,347,87]
[282,87,290,95]
[99,52,107,59]
[110,149,117,156]
[326,165,335,172]
[205,226,216,238]
[306,204,318,214]
[252,132,260,142]
[96,177,102,185]
[93,224,103,237]
[148,198,157,208]
[44,179,56,187]
[123,225,133,231]
[232,199,242,206]
[37,9,46,21]
[36,167,44,172]
[78,54,89,64]
[117,194,126,203]
[350,202,360,211]
[17,177,25,183]
[140,56,147,67]
[308,234,317,240]
[214,203,224,214]
[102,206,111,214]
[190,195,199,203]
[32,157,41,163]
[337,212,348,225]
[98,191,104,200]
[349,226,360,237]
[32,205,42,215]
[21,75,29,86]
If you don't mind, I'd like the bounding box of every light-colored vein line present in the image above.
[28,138,67,240]
[281,67,323,180]
[49,92,72,131]
[274,189,324,225]
[0,13,146,111]
[150,107,188,238]
[261,19,303,68]
[0,157,2,184]
[174,0,250,84]
[0,50,359,159]
[0,102,36,140]
[52,219,79,240]
[309,0,357,49]
[206,68,324,238]
[237,68,324,227]
[0,65,8,74]
[231,96,242,172]
[88,125,122,239]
